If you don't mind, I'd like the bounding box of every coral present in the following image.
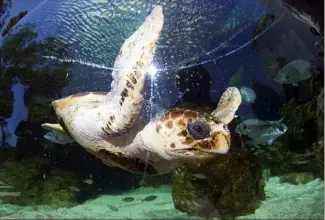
[172,149,264,219]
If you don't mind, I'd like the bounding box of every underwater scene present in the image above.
[0,0,324,219]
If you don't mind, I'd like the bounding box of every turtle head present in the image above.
[154,109,231,160]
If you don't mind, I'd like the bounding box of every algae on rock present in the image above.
[0,157,81,208]
[172,149,264,219]
[280,98,318,150]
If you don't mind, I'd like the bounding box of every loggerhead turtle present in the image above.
[41,6,242,175]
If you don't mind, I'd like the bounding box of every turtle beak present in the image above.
[210,131,231,154]
[193,130,231,155]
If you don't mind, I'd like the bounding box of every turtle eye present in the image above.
[187,120,210,140]
[223,124,229,131]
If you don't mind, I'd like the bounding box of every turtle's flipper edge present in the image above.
[103,6,164,135]
[212,87,242,124]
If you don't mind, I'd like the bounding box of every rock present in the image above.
[280,98,318,151]
[0,157,82,208]
[172,149,265,219]
[137,173,172,188]
[316,88,324,137]
[253,14,275,36]
[279,172,315,185]
[309,138,324,179]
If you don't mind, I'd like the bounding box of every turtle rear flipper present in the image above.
[212,87,242,124]
[41,123,75,145]
[102,6,164,135]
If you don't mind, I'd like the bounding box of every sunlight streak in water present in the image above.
[145,65,158,77]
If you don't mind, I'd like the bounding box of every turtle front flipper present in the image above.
[41,123,75,145]
[103,6,164,135]
[211,87,242,124]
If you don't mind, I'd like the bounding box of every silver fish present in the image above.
[235,118,288,146]
[239,86,256,104]
[191,173,208,179]
[83,179,94,185]
[69,186,80,192]
[274,59,314,86]
[0,192,21,197]
[44,130,74,145]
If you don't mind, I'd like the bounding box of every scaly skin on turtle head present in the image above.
[152,108,231,160]
[140,87,242,163]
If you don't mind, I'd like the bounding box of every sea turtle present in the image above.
[41,6,242,175]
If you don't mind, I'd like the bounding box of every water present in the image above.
[0,0,323,219]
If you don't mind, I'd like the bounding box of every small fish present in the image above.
[83,179,93,185]
[0,192,21,197]
[107,204,119,212]
[274,59,314,86]
[69,186,80,192]
[44,130,74,145]
[235,118,288,146]
[191,173,208,179]
[143,195,158,201]
[239,86,256,104]
[122,197,135,202]
[0,185,14,189]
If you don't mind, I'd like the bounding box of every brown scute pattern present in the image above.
[178,129,188,137]
[159,113,170,122]
[121,88,129,97]
[183,137,194,145]
[126,80,135,90]
[156,124,161,133]
[184,111,199,120]
[165,121,173,129]
[213,131,231,147]
[119,88,129,106]
[136,61,145,68]
[170,109,185,119]
[97,148,157,175]
[130,76,137,84]
[176,119,186,126]
[192,131,230,151]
